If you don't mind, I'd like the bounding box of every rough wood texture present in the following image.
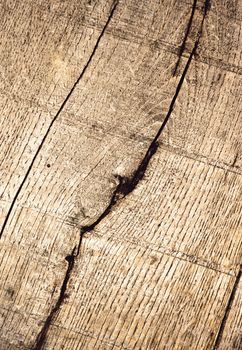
[0,0,117,217]
[41,146,241,349]
[162,60,242,170]
[45,250,234,350]
[0,0,241,349]
[215,272,242,350]
[0,0,199,224]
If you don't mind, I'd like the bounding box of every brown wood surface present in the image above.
[215,273,242,350]
[0,0,241,349]
[42,146,241,350]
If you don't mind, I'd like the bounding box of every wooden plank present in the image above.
[0,1,205,347]
[0,0,241,348]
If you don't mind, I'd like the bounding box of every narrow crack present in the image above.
[33,247,76,350]
[174,0,211,75]
[213,265,242,349]
[78,37,199,243]
[173,0,197,75]
[78,0,210,241]
[0,0,119,240]
[32,2,210,349]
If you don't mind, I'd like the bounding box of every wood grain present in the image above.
[0,0,241,349]
[197,0,242,72]
[87,148,241,274]
[161,59,242,171]
[42,238,235,350]
[0,0,197,226]
[216,274,242,350]
[182,0,242,73]
[41,144,241,349]
[0,1,206,348]
[0,0,115,222]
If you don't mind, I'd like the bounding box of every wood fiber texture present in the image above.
[0,0,241,349]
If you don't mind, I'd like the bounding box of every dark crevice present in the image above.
[174,0,211,75]
[79,37,199,241]
[173,0,197,76]
[79,1,211,239]
[0,0,119,240]
[32,1,211,348]
[213,266,242,349]
[33,248,76,350]
[231,152,239,168]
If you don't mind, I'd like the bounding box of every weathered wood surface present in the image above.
[0,0,241,349]
[0,0,198,224]
[41,146,241,350]
[215,273,242,350]
[0,0,118,220]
